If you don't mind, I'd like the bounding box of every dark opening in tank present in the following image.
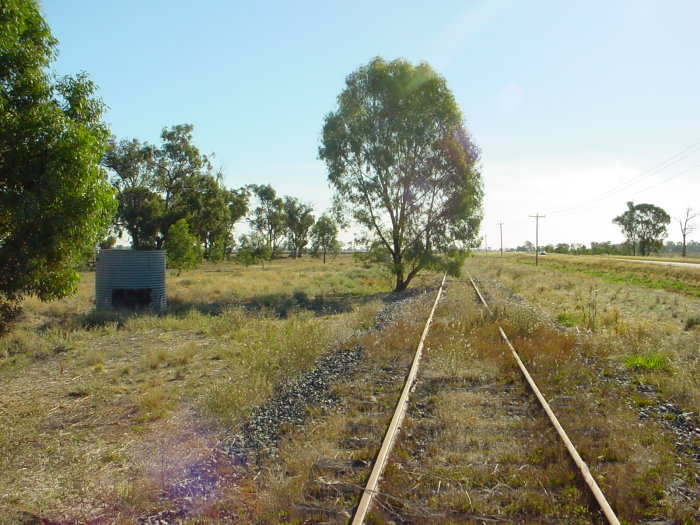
[111,288,152,309]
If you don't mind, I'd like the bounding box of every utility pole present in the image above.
[530,214,545,266]
[484,235,487,253]
[498,222,504,257]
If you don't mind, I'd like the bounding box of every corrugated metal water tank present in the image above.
[95,249,167,310]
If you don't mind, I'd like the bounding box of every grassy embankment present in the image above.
[529,253,700,297]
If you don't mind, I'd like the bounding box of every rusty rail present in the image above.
[352,273,447,524]
[467,273,621,525]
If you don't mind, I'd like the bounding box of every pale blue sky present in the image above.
[43,1,700,248]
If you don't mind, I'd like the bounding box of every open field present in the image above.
[1,253,699,523]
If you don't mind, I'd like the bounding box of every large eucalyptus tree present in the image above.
[319,57,483,291]
[613,201,670,256]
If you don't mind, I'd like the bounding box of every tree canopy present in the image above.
[310,213,340,263]
[613,201,670,256]
[319,57,482,291]
[102,126,248,257]
[0,0,116,325]
[612,202,639,255]
[248,184,286,256]
[284,196,315,258]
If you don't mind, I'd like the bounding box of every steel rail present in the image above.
[352,273,447,524]
[467,274,621,525]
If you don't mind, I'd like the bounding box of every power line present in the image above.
[629,161,700,196]
[546,140,700,217]
[550,162,700,218]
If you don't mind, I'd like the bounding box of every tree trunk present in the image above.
[392,249,405,292]
[394,276,408,292]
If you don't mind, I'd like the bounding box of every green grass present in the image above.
[555,311,576,327]
[512,258,700,297]
[624,352,670,372]
[468,256,700,408]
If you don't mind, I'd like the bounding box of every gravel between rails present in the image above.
[139,284,434,524]
[224,284,430,464]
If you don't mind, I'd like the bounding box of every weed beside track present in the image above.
[465,257,700,523]
[256,273,698,523]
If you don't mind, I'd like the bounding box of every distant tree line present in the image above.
[235,183,340,267]
[513,239,699,256]
[511,241,628,255]
[661,240,700,254]
[511,203,697,257]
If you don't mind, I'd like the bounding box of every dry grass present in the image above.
[220,289,438,523]
[472,254,700,413]
[465,257,700,522]
[230,276,691,523]
[365,282,596,523]
[0,255,413,522]
[5,251,696,522]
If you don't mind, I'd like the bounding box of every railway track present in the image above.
[465,273,619,525]
[290,274,622,524]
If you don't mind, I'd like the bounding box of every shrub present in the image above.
[165,219,201,275]
[1,332,52,360]
[683,316,700,331]
[555,312,576,327]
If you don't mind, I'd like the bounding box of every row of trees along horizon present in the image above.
[511,203,698,257]
[105,130,696,266]
[513,239,700,256]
